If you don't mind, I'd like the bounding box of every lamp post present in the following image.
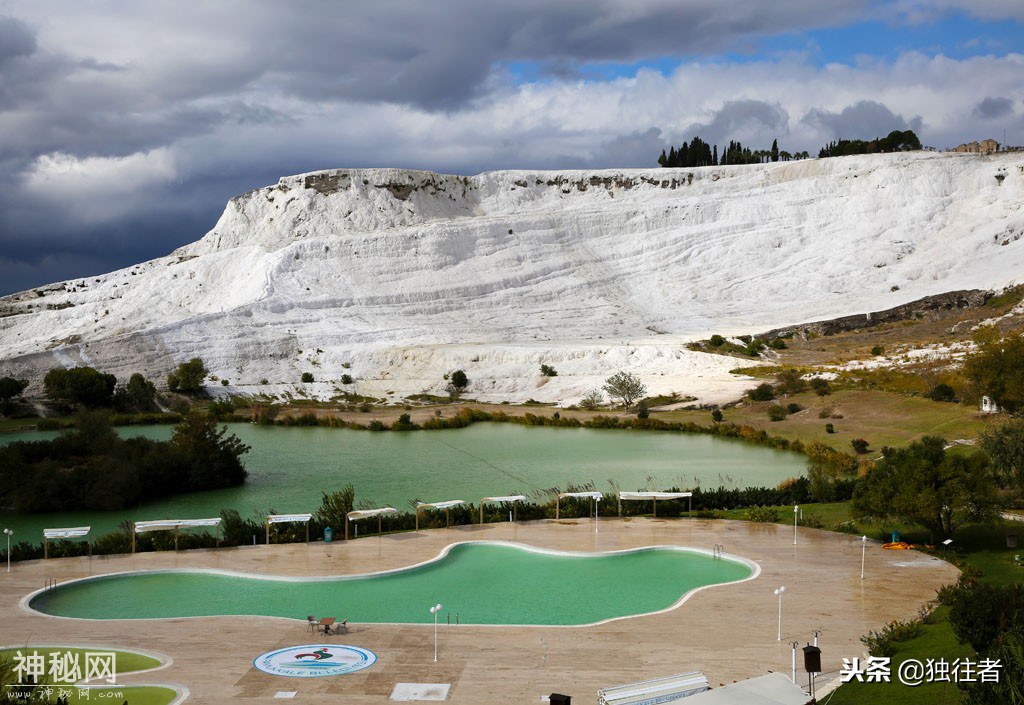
[3,529,11,573]
[789,641,800,682]
[860,535,867,580]
[793,505,799,545]
[774,586,786,641]
[429,603,443,662]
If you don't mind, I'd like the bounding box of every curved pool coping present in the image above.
[21,540,761,628]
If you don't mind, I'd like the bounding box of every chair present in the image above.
[336,619,348,634]
[320,617,337,635]
[306,615,319,633]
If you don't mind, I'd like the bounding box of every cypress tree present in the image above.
[771,139,779,162]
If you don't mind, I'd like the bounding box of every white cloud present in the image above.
[23,148,176,223]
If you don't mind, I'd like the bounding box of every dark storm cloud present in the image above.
[0,16,35,63]
[801,100,923,140]
[973,96,1015,120]
[680,101,791,148]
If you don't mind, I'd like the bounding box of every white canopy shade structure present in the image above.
[266,513,313,544]
[598,671,708,705]
[132,518,222,552]
[345,507,398,540]
[43,526,92,559]
[618,491,693,518]
[414,500,466,531]
[479,495,527,524]
[555,491,602,520]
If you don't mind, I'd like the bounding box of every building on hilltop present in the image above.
[952,139,1000,154]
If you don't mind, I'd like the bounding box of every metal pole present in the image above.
[4,529,11,572]
[813,629,822,647]
[595,497,599,534]
[860,535,867,580]
[775,586,785,641]
[429,603,443,662]
[790,641,798,683]
[793,505,798,545]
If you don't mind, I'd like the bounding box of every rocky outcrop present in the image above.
[758,289,992,339]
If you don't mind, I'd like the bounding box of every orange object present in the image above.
[882,541,914,550]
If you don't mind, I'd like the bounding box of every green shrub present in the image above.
[748,382,775,401]
[221,379,229,386]
[260,378,269,385]
[769,337,787,350]
[786,402,800,414]
[301,372,315,383]
[540,364,558,377]
[340,374,353,385]
[851,438,870,454]
[861,618,924,658]
[825,423,835,434]
[767,404,788,421]
[709,334,725,347]
[810,377,831,396]
[636,401,649,419]
[928,383,956,402]
[744,506,780,522]
[359,403,371,413]
[367,420,386,431]
[711,409,723,423]
[871,345,885,356]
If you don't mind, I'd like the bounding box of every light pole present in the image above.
[429,603,443,662]
[3,529,11,573]
[793,505,798,545]
[789,641,800,682]
[774,586,786,641]
[812,629,822,647]
[860,535,867,580]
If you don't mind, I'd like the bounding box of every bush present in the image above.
[301,372,315,383]
[580,389,604,410]
[775,369,805,395]
[928,383,956,402]
[44,366,117,409]
[825,423,835,434]
[767,404,788,421]
[786,403,801,414]
[636,401,649,419]
[709,334,725,347]
[810,377,831,396]
[818,408,832,418]
[340,374,353,385]
[447,369,469,397]
[167,358,208,395]
[748,382,776,402]
[769,337,787,350]
[221,379,229,386]
[861,618,924,658]
[851,438,870,454]
[260,378,269,385]
[871,345,885,356]
[711,409,723,423]
[359,403,371,413]
[744,506,780,522]
[367,420,385,431]
[540,364,558,377]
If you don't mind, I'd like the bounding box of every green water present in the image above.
[0,423,804,540]
[29,543,752,625]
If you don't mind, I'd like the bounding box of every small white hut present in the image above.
[981,396,1000,414]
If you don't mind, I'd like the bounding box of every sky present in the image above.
[0,1,1022,295]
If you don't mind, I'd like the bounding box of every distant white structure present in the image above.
[981,396,1000,414]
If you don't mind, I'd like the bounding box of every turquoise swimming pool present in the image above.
[29,543,755,626]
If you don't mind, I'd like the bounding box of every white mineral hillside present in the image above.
[1,151,1022,406]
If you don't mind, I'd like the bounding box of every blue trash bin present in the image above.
[324,526,333,543]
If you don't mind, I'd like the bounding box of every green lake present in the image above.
[0,423,804,541]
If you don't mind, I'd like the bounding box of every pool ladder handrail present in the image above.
[712,544,725,559]
[44,578,57,591]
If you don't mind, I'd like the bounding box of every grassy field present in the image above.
[660,388,994,454]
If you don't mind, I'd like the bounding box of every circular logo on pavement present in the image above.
[254,644,378,678]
